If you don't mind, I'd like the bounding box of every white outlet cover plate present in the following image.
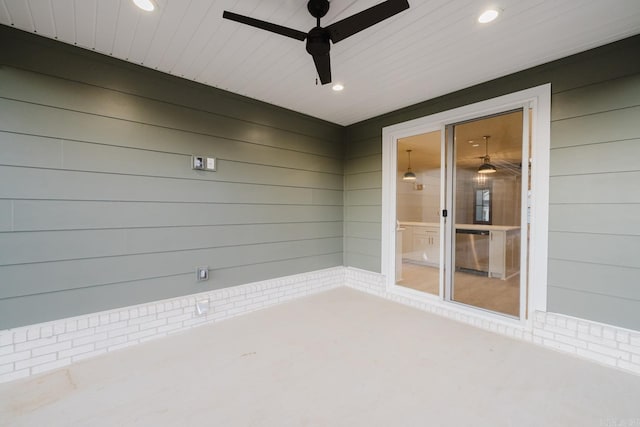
[196,299,210,315]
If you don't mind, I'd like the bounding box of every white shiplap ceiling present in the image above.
[2,0,639,125]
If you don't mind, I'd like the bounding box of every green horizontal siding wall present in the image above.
[343,35,640,330]
[0,27,343,328]
[547,72,640,329]
[2,23,640,332]
[343,135,382,272]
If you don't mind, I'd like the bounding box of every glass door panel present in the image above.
[395,131,442,296]
[449,110,524,317]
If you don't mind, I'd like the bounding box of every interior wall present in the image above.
[454,175,521,226]
[343,35,640,330]
[396,169,440,223]
[0,26,344,329]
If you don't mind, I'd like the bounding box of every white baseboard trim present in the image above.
[0,267,344,384]
[344,267,640,376]
[1,266,639,384]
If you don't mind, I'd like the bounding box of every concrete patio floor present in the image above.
[1,287,639,426]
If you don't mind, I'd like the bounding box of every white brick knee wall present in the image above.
[1,266,639,384]
[344,267,640,376]
[0,267,344,383]
[532,312,640,373]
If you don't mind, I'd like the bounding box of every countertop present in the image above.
[399,221,520,232]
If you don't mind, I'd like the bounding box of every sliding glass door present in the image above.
[384,84,549,323]
[447,110,527,318]
[392,108,530,319]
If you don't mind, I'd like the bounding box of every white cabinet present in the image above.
[401,221,519,280]
[402,226,413,255]
[489,228,520,279]
[505,229,521,278]
[403,225,440,267]
[396,228,404,281]
[488,231,505,278]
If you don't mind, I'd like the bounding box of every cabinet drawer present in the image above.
[413,226,438,236]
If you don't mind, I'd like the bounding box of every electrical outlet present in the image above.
[197,267,209,281]
[192,156,205,170]
[196,299,210,316]
[192,155,216,171]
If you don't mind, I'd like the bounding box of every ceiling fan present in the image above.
[222,0,410,85]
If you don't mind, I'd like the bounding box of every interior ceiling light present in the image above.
[133,0,156,12]
[478,9,499,24]
[332,83,344,92]
[478,135,497,174]
[403,149,417,181]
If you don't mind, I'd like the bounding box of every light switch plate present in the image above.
[206,157,216,171]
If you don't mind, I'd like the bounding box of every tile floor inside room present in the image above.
[397,262,520,316]
[1,287,639,426]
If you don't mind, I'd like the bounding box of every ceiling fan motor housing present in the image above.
[306,27,331,56]
[307,0,330,18]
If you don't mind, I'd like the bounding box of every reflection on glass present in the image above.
[474,187,491,224]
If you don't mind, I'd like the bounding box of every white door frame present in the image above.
[381,84,551,322]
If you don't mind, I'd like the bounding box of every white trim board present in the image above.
[381,84,551,324]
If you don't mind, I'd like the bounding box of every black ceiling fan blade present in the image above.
[312,53,332,85]
[222,11,307,41]
[327,0,409,43]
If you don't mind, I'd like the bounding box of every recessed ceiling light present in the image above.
[332,83,344,92]
[478,9,499,24]
[133,0,156,12]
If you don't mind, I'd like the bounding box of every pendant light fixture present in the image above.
[477,136,497,174]
[403,149,417,181]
